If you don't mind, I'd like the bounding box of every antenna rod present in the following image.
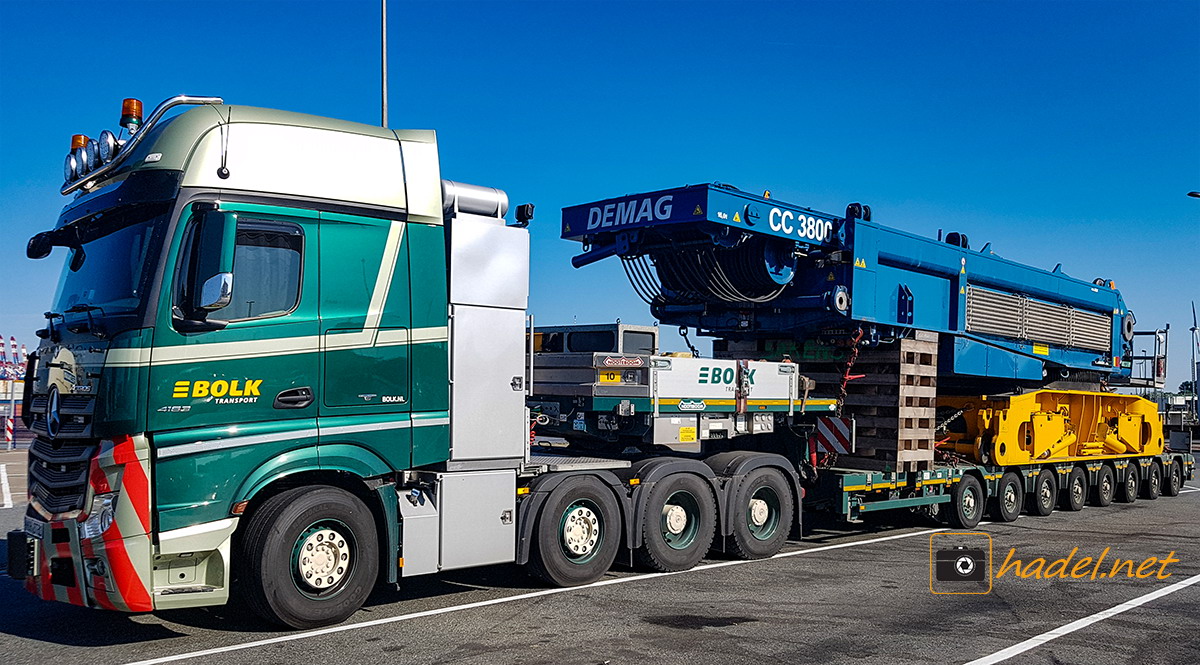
[381,0,388,128]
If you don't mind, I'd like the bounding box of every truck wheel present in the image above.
[728,467,794,560]
[1028,469,1056,517]
[1115,463,1139,503]
[1162,460,1183,497]
[1091,465,1114,506]
[1059,467,1086,511]
[527,475,621,587]
[988,472,1023,522]
[1141,462,1161,500]
[946,475,983,529]
[634,474,717,572]
[241,486,379,629]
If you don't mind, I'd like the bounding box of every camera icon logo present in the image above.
[930,533,992,594]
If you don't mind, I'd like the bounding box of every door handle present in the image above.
[274,387,314,409]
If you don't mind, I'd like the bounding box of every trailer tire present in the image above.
[1059,467,1086,511]
[1141,462,1161,500]
[1163,460,1183,497]
[1028,469,1056,517]
[527,475,621,587]
[946,475,984,529]
[1090,465,1115,506]
[634,473,717,572]
[989,472,1023,522]
[728,467,793,560]
[240,486,379,629]
[1115,463,1139,503]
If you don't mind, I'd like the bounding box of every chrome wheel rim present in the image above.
[560,500,602,563]
[292,520,354,598]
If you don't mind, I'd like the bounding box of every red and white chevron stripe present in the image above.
[814,416,855,454]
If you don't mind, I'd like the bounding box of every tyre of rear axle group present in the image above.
[527,475,621,587]
[946,474,984,529]
[634,473,717,572]
[1091,464,1115,506]
[728,467,794,560]
[1115,462,1139,503]
[1141,462,1161,500]
[989,472,1023,522]
[1162,460,1183,497]
[1028,469,1057,517]
[240,486,379,629]
[1059,466,1086,511]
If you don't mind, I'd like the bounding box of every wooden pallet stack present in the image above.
[793,331,939,472]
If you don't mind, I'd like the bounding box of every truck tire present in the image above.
[1090,464,1114,506]
[1059,467,1086,511]
[989,472,1023,522]
[1115,462,1139,503]
[1141,462,1161,500]
[634,473,717,572]
[1028,469,1056,517]
[946,474,983,529]
[728,467,793,560]
[527,475,621,587]
[240,486,379,629]
[1163,460,1183,497]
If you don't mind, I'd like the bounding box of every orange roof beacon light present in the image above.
[120,98,144,133]
[71,134,89,150]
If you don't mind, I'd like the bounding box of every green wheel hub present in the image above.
[560,499,604,564]
[746,485,781,541]
[291,519,355,599]
[661,490,701,550]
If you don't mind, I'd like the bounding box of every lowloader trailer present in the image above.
[7,95,1194,629]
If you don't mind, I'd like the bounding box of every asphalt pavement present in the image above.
[0,471,1197,665]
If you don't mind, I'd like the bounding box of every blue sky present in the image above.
[0,0,1197,386]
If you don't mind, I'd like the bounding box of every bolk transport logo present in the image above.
[173,379,263,404]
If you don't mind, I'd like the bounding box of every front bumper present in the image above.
[8,517,153,612]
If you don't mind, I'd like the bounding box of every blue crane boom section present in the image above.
[561,184,1133,385]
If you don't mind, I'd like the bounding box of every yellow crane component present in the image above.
[937,390,1163,466]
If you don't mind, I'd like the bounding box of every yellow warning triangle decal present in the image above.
[693,205,704,215]
[733,212,741,222]
[854,258,867,268]
[959,286,965,294]
[960,266,966,274]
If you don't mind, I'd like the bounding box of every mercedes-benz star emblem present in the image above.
[46,386,62,438]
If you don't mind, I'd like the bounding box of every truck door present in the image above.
[317,211,413,471]
[149,203,320,531]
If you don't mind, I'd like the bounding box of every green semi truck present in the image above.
[7,96,1193,629]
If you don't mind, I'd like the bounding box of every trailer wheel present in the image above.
[1028,469,1056,517]
[1090,465,1114,506]
[728,467,793,560]
[527,475,621,587]
[1163,460,1183,497]
[946,475,983,529]
[1115,463,1139,503]
[1141,462,1161,500]
[634,474,717,572]
[240,486,379,629]
[989,472,1023,522]
[1059,467,1086,511]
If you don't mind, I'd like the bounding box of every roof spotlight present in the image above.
[97,130,118,163]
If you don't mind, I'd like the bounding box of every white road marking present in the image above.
[963,571,1200,665]
[1179,488,1199,494]
[0,464,12,509]
[118,528,944,665]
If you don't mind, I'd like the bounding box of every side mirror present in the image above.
[27,232,52,259]
[198,272,233,311]
[192,210,237,311]
[68,246,87,272]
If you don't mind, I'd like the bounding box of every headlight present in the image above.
[64,153,78,181]
[74,146,90,175]
[97,130,117,163]
[80,493,117,540]
[85,139,100,170]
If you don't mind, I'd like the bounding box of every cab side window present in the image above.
[176,216,303,322]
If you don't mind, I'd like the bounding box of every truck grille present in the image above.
[28,394,95,439]
[27,436,98,517]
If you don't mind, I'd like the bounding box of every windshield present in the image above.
[51,206,171,335]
